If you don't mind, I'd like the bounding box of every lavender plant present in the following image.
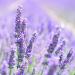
[15,7,26,68]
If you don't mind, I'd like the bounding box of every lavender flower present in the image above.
[25,33,36,58]
[15,7,21,36]
[60,49,73,70]
[25,42,32,58]
[47,32,60,54]
[1,71,6,75]
[8,50,15,69]
[15,7,26,68]
[43,31,60,69]
[66,49,73,60]
[15,7,26,38]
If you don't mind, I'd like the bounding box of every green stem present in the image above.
[9,69,12,75]
[17,49,20,68]
[39,66,46,75]
[40,69,43,75]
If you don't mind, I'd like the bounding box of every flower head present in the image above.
[15,7,21,35]
[25,33,36,58]
[47,32,60,54]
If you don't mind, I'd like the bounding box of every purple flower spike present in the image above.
[8,50,15,69]
[60,49,73,70]
[47,32,60,54]
[25,33,36,58]
[15,7,26,68]
[67,49,73,60]
[15,7,21,35]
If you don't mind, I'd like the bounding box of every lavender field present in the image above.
[0,0,75,75]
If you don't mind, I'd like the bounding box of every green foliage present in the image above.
[70,70,75,75]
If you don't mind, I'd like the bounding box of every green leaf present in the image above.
[70,70,75,75]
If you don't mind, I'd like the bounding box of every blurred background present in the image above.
[0,0,75,53]
[0,0,75,34]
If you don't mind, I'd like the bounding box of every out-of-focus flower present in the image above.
[42,29,60,71]
[15,7,26,37]
[0,61,8,75]
[25,33,37,58]
[15,7,21,36]
[15,7,26,69]
[47,32,60,54]
[47,64,57,75]
[66,49,73,61]
[8,50,15,69]
[60,49,73,70]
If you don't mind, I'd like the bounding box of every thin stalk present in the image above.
[9,69,12,75]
